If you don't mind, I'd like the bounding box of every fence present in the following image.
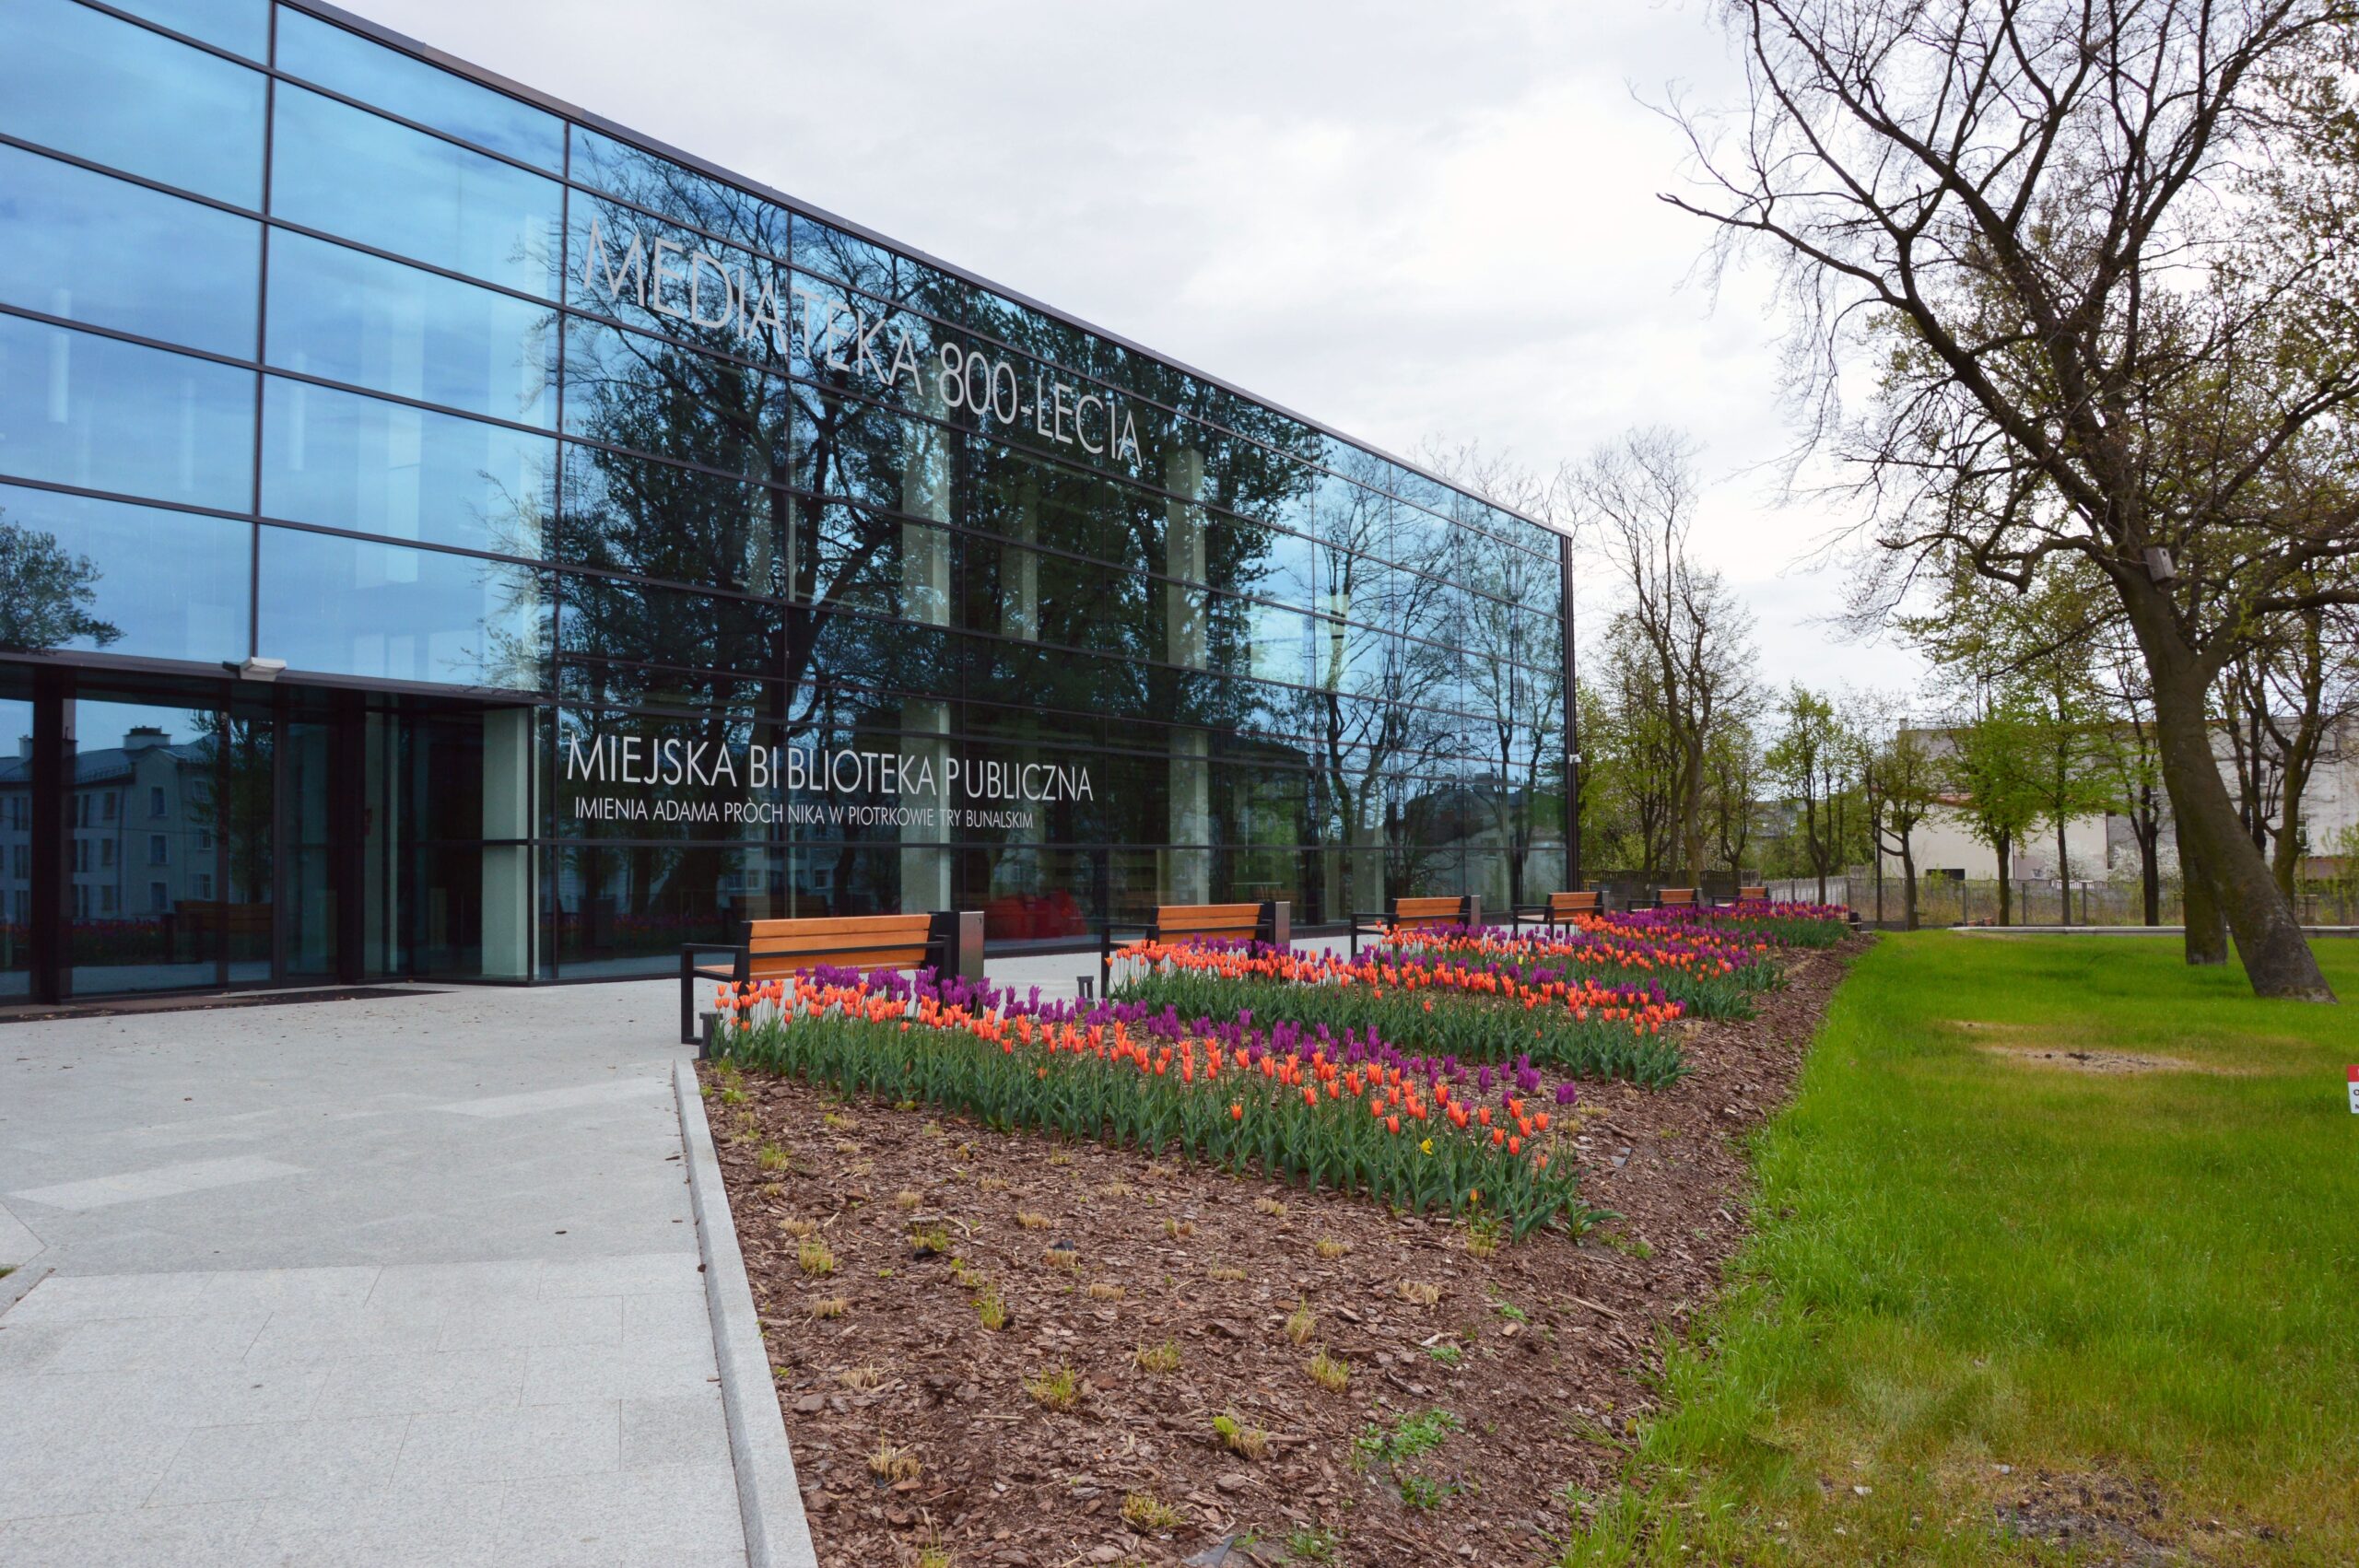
[1764,872,2359,928]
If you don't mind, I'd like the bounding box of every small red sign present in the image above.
[2349,1065,2359,1115]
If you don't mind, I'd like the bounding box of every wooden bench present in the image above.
[680,910,982,1044]
[1348,894,1481,958]
[1653,887,1698,910]
[1099,901,1290,996]
[1511,890,1601,931]
[1737,884,1767,902]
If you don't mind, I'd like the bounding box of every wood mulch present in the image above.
[705,935,1868,1568]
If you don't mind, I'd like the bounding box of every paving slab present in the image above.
[0,941,1344,1566]
[0,980,746,1566]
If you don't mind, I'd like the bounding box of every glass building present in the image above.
[0,0,1572,1000]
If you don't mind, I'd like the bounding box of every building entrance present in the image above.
[0,667,534,1002]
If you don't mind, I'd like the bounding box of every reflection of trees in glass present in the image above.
[1458,540,1565,907]
[552,165,1567,922]
[0,512,120,651]
[1279,453,1463,907]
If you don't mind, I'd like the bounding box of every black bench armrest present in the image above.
[679,942,747,1046]
[1097,919,1159,997]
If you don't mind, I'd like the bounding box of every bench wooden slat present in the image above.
[1149,903,1263,935]
[1658,888,1697,907]
[1391,896,1462,918]
[1547,891,1600,915]
[746,915,933,941]
[1737,885,1766,901]
[746,942,932,968]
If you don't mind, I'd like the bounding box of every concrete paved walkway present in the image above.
[0,981,745,1568]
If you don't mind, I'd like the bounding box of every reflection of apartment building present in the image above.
[0,727,215,925]
[1878,720,2358,883]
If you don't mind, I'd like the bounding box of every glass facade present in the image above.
[0,0,1568,992]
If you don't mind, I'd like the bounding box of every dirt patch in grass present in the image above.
[1953,1021,2255,1076]
[708,937,1865,1568]
[1993,1469,2184,1563]
[1984,1046,2224,1075]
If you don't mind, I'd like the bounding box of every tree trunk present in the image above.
[2179,835,2228,965]
[2148,662,2330,998]
[2271,725,2319,898]
[2055,820,2070,919]
[2138,813,2161,928]
[1996,831,2012,927]
[1681,739,1708,886]
[1901,836,1919,930]
[1872,806,1887,924]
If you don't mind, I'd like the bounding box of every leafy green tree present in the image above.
[1946,701,2044,927]
[2023,667,2116,910]
[1766,685,1853,906]
[1864,719,1942,930]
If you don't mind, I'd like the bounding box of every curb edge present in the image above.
[675,1058,819,1568]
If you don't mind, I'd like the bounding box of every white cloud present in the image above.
[346,0,1917,695]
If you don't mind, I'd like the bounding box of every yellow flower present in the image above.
[1419,1138,1434,1156]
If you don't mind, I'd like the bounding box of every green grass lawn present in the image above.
[1561,933,2359,1566]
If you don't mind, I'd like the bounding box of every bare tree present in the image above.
[1666,0,2359,999]
[2224,603,2359,894]
[1706,717,1765,888]
[1861,702,1942,930]
[1766,683,1855,904]
[1567,428,1759,884]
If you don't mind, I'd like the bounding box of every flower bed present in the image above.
[706,930,1872,1568]
[1111,940,1689,1085]
[1374,927,1772,1019]
[714,966,1605,1241]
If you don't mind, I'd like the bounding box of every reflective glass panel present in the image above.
[261,378,554,556]
[557,572,784,688]
[258,526,546,689]
[66,692,224,994]
[0,675,27,996]
[569,128,793,267]
[274,8,562,172]
[0,144,260,358]
[0,0,264,207]
[560,314,789,481]
[0,483,249,662]
[561,443,784,599]
[109,0,267,58]
[0,315,255,511]
[271,86,562,298]
[568,197,786,366]
[264,231,554,426]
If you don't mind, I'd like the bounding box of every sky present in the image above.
[352,0,1917,697]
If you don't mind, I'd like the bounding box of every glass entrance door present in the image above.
[6,675,528,997]
[1,673,30,1000]
[65,690,235,994]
